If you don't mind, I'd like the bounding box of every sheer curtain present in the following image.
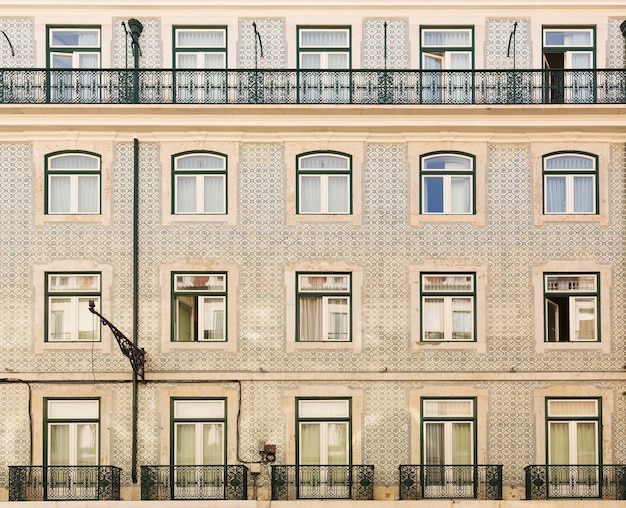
[300,423,321,464]
[327,423,348,465]
[328,176,348,213]
[300,176,321,213]
[451,298,472,340]
[574,298,596,340]
[423,298,444,340]
[77,176,98,213]
[576,423,597,464]
[203,424,224,464]
[50,176,71,213]
[451,423,472,464]
[299,297,322,341]
[176,424,196,465]
[49,425,70,465]
[550,422,570,464]
[203,175,225,213]
[176,176,197,213]
[178,31,224,48]
[573,176,594,213]
[424,423,444,464]
[450,177,471,213]
[301,31,348,48]
[423,31,470,47]
[77,424,97,465]
[545,177,566,213]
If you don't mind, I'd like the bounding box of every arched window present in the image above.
[543,152,597,214]
[173,152,227,214]
[297,152,351,214]
[420,152,474,214]
[46,152,101,214]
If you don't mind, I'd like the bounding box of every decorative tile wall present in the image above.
[112,18,162,69]
[608,18,626,68]
[0,18,34,68]
[362,19,409,69]
[485,19,531,69]
[238,19,286,68]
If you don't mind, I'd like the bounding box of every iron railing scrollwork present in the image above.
[9,465,121,501]
[399,464,503,500]
[271,464,374,500]
[525,464,626,500]
[0,68,624,105]
[140,464,248,500]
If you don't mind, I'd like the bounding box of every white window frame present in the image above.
[46,273,101,342]
[420,153,474,215]
[172,273,227,342]
[46,153,101,215]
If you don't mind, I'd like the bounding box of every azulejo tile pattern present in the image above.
[238,19,286,69]
[112,18,162,69]
[485,18,531,69]
[0,140,623,490]
[608,18,626,68]
[0,18,34,68]
[363,19,409,69]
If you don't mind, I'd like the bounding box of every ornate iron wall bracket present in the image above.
[88,300,146,381]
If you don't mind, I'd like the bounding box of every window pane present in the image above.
[573,176,594,213]
[48,399,99,418]
[452,422,472,464]
[177,53,198,68]
[175,399,225,419]
[451,298,472,340]
[326,297,349,340]
[175,273,226,292]
[450,177,471,213]
[423,274,473,292]
[424,423,444,464]
[76,423,97,465]
[176,423,196,465]
[550,422,570,464]
[423,400,474,418]
[176,155,225,170]
[77,176,99,213]
[327,176,349,213]
[424,176,444,213]
[52,53,72,69]
[176,176,197,213]
[50,155,99,170]
[301,53,321,68]
[201,296,225,341]
[301,30,349,48]
[574,297,596,340]
[204,53,225,68]
[77,297,98,340]
[423,30,471,47]
[51,30,99,47]
[49,424,70,465]
[49,297,71,341]
[548,399,598,417]
[203,175,225,213]
[577,422,597,464]
[423,155,471,170]
[327,422,348,464]
[545,176,566,213]
[299,274,349,292]
[299,296,322,341]
[545,274,596,293]
[300,155,348,169]
[176,29,225,48]
[203,423,224,464]
[423,298,444,341]
[300,423,321,464]
[299,399,350,418]
[545,155,594,170]
[300,176,321,213]
[328,53,349,68]
[544,30,592,47]
[49,176,71,213]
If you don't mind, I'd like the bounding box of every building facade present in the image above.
[0,0,625,506]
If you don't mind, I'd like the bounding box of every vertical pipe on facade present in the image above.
[621,21,626,67]
[131,138,140,484]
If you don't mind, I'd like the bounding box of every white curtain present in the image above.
[176,176,197,213]
[176,424,196,465]
[77,176,98,213]
[545,156,593,170]
[299,297,322,341]
[573,176,594,213]
[328,176,348,213]
[450,177,471,213]
[300,423,321,464]
[577,423,596,464]
[300,176,321,213]
[177,155,224,169]
[574,297,596,340]
[78,53,99,69]
[51,155,98,169]
[452,423,472,464]
[545,176,566,213]
[423,298,444,340]
[328,54,349,69]
[77,424,97,465]
[177,53,198,68]
[425,423,444,464]
[563,32,592,46]
[203,424,224,465]
[301,31,348,48]
[178,31,224,48]
[201,296,225,341]
[451,298,472,340]
[50,176,71,213]
[423,31,470,47]
[550,422,570,464]
[203,175,225,213]
[49,425,70,465]
[449,52,471,70]
[327,423,348,465]
[300,156,347,169]
[301,53,321,69]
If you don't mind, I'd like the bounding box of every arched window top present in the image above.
[298,153,350,170]
[422,153,473,171]
[174,153,226,170]
[544,153,595,171]
[48,153,100,170]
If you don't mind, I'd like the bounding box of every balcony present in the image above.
[399,464,503,500]
[140,464,248,500]
[0,68,624,105]
[525,464,626,500]
[271,464,374,500]
[8,465,121,501]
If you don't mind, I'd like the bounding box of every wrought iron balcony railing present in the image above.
[140,464,248,500]
[0,68,624,105]
[399,464,503,500]
[271,464,374,500]
[525,464,626,500]
[8,465,121,501]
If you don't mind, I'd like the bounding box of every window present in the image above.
[297,152,351,214]
[172,273,227,342]
[173,152,226,215]
[45,152,101,214]
[297,26,351,103]
[547,398,600,497]
[543,27,595,103]
[46,273,101,342]
[422,398,476,496]
[544,273,598,342]
[297,398,351,498]
[297,273,351,342]
[421,153,474,215]
[421,27,473,103]
[421,273,475,342]
[173,27,227,103]
[44,398,100,500]
[543,152,597,214]
[47,26,101,102]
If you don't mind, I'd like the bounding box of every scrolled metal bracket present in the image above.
[88,300,146,381]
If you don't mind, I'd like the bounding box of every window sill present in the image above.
[287,340,359,353]
[287,213,361,226]
[36,341,109,354]
[536,340,609,354]
[163,214,236,226]
[534,213,607,226]
[162,339,237,353]
[36,214,109,226]
[415,340,483,352]
[410,213,485,226]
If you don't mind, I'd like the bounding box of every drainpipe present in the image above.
[132,138,140,484]
[621,21,626,66]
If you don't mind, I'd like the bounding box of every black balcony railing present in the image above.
[525,464,626,500]
[399,464,503,500]
[271,464,374,500]
[0,68,624,105]
[140,464,248,500]
[8,465,121,501]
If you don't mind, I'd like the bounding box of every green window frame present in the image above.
[543,151,598,215]
[44,398,100,467]
[421,397,477,466]
[47,26,101,68]
[297,26,351,69]
[420,152,475,215]
[420,26,474,68]
[173,26,227,69]
[171,272,227,342]
[45,272,101,342]
[420,273,476,342]
[45,151,101,215]
[296,272,351,342]
[544,273,599,342]
[296,151,352,215]
[542,26,596,68]
[171,398,226,466]
[172,151,227,215]
[296,397,352,466]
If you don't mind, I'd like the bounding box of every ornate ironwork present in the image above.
[271,464,374,500]
[140,465,248,500]
[525,464,626,500]
[88,300,145,380]
[0,68,624,105]
[399,464,503,500]
[9,466,121,501]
